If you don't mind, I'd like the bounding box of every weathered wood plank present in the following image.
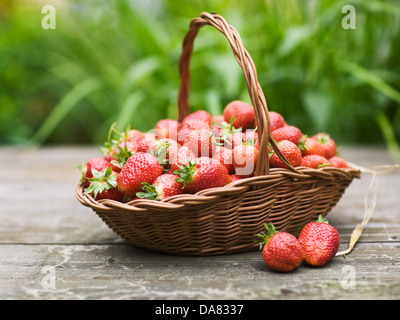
[1,242,399,300]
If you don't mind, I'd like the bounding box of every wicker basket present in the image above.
[75,12,360,256]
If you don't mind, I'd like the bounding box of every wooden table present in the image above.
[1,146,399,301]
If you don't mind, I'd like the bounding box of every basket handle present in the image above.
[177,12,298,176]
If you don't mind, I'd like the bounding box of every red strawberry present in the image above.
[232,144,259,177]
[298,215,340,267]
[126,129,145,145]
[254,110,286,132]
[154,119,182,141]
[329,156,348,168]
[269,140,302,169]
[85,167,124,202]
[117,152,163,198]
[177,119,210,145]
[80,157,112,187]
[223,100,255,130]
[212,115,225,124]
[174,157,231,194]
[146,138,180,169]
[101,123,141,162]
[212,146,234,174]
[108,140,138,172]
[244,130,259,149]
[256,223,304,272]
[271,125,303,145]
[313,132,337,159]
[136,174,184,201]
[299,136,325,157]
[269,111,286,132]
[182,110,212,126]
[136,132,158,153]
[169,145,196,172]
[183,129,217,158]
[226,132,244,150]
[229,174,242,182]
[211,116,242,146]
[301,154,332,169]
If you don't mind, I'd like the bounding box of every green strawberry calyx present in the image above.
[84,167,117,199]
[100,122,132,156]
[77,162,87,183]
[242,127,258,146]
[173,158,197,189]
[112,142,134,168]
[255,223,278,249]
[316,214,329,224]
[297,135,308,151]
[136,182,159,201]
[149,139,171,169]
[215,116,242,146]
[315,132,331,145]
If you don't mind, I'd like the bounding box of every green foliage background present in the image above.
[0,0,399,161]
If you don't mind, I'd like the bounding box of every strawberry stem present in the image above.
[317,163,333,169]
[149,139,171,168]
[173,158,197,189]
[113,142,134,168]
[136,182,159,200]
[84,167,117,199]
[317,214,329,224]
[255,223,278,249]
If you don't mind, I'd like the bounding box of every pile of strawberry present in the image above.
[78,100,349,202]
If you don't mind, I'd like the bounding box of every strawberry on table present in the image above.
[117,152,163,199]
[136,174,184,201]
[269,140,302,169]
[298,215,340,267]
[256,223,304,272]
[223,100,255,130]
[174,157,231,194]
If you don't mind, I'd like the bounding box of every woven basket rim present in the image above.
[76,166,360,213]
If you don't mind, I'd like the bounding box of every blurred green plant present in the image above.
[0,0,399,162]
